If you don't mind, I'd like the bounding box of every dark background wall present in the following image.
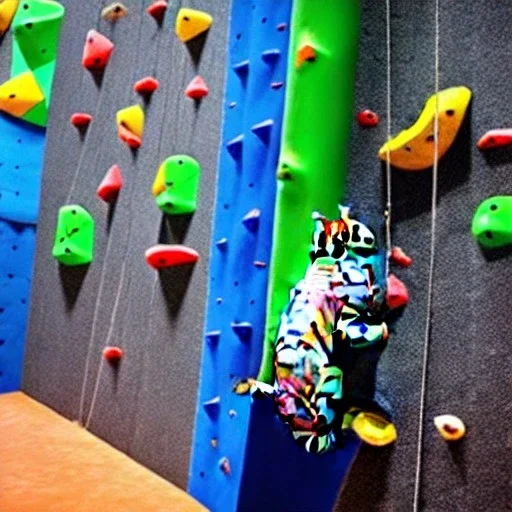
[21,0,511,510]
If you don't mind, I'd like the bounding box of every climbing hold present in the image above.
[472,196,512,249]
[434,414,466,442]
[175,8,212,43]
[253,261,267,268]
[386,274,409,310]
[251,119,273,144]
[145,244,199,269]
[226,134,243,161]
[356,109,380,128]
[219,457,231,476]
[103,346,123,362]
[97,165,123,203]
[205,330,220,346]
[203,396,220,417]
[296,44,316,68]
[152,155,201,214]
[70,112,93,129]
[52,205,95,266]
[378,86,472,170]
[231,321,252,342]
[101,2,127,21]
[116,105,144,149]
[228,409,237,418]
[0,0,18,36]
[270,81,284,90]
[215,238,228,251]
[185,75,209,100]
[351,411,397,447]
[205,331,220,346]
[242,209,260,232]
[232,60,249,78]
[0,71,44,118]
[390,247,413,268]
[210,438,218,448]
[133,76,160,95]
[147,0,167,22]
[82,30,114,71]
[477,129,512,151]
[276,22,287,32]
[261,48,280,64]
[233,379,255,395]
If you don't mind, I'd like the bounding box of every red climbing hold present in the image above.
[133,76,160,95]
[82,30,114,71]
[386,274,409,310]
[97,165,123,203]
[356,109,380,128]
[390,246,413,268]
[476,128,512,151]
[118,123,141,149]
[70,112,92,128]
[103,346,124,362]
[147,0,168,22]
[185,75,209,100]
[145,244,199,269]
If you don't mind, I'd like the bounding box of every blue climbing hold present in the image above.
[261,48,280,64]
[231,321,253,342]
[216,238,228,251]
[251,119,274,144]
[226,134,244,160]
[205,330,221,346]
[233,60,249,78]
[242,209,260,232]
[203,396,221,417]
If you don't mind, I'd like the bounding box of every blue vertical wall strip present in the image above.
[188,0,292,510]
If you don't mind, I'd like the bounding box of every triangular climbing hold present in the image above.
[147,0,167,22]
[203,396,220,417]
[0,0,19,36]
[185,75,209,100]
[231,322,253,342]
[52,205,95,266]
[296,44,316,68]
[261,48,280,64]
[82,29,114,71]
[152,155,201,214]
[133,76,160,95]
[97,165,123,203]
[226,134,243,160]
[251,119,273,144]
[205,331,221,346]
[70,112,93,129]
[0,71,45,118]
[145,244,199,269]
[175,8,212,43]
[101,2,127,21]
[386,274,409,310]
[215,238,228,251]
[242,209,260,232]
[232,60,249,78]
[116,105,144,149]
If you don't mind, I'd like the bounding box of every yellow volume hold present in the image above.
[0,0,19,36]
[378,86,472,171]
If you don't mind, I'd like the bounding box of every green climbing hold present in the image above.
[52,205,95,266]
[151,155,201,215]
[472,196,512,249]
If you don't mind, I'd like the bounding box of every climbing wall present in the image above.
[188,1,292,509]
[0,0,64,393]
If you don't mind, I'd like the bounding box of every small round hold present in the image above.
[103,346,124,362]
[434,414,466,441]
[356,109,380,128]
[390,247,413,268]
[210,438,218,448]
[219,457,231,475]
[228,409,237,418]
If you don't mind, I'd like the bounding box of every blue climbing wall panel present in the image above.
[188,0,292,510]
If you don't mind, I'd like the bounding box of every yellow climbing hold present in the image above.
[0,71,45,118]
[378,86,472,171]
[0,0,19,36]
[175,8,212,43]
[151,162,166,197]
[116,104,144,138]
[351,411,397,447]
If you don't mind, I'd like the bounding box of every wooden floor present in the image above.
[0,392,207,512]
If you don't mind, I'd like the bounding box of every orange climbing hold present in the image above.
[386,274,409,310]
[477,129,512,151]
[118,124,141,149]
[133,76,160,95]
[97,165,123,203]
[103,346,124,362]
[70,113,93,128]
[185,76,209,100]
[147,0,168,22]
[296,44,316,68]
[145,244,199,269]
[356,109,380,128]
[82,30,114,71]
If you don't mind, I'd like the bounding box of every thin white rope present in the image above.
[385,0,393,277]
[84,356,104,430]
[413,0,440,509]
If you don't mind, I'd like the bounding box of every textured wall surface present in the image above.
[23,0,227,490]
[336,1,512,511]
